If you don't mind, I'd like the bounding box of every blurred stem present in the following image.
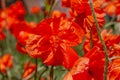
[1,0,12,54]
[90,28,94,49]
[46,0,58,18]
[39,66,48,80]
[89,0,109,80]
[46,0,54,17]
[0,72,4,80]
[34,58,38,80]
[1,0,6,9]
[50,66,54,80]
[5,30,12,54]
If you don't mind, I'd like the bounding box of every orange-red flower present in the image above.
[0,54,13,73]
[84,29,120,56]
[103,0,120,16]
[22,61,36,80]
[30,6,41,14]
[6,1,26,21]
[9,21,36,54]
[63,46,105,80]
[62,0,105,33]
[108,59,120,80]
[0,12,6,40]
[26,17,84,69]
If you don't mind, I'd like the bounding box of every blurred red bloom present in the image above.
[0,54,13,73]
[103,0,120,16]
[6,1,26,21]
[0,31,5,40]
[9,21,36,54]
[30,6,41,14]
[63,46,105,80]
[62,0,105,33]
[26,17,84,69]
[84,29,120,56]
[22,61,36,80]
[0,12,6,40]
[108,59,120,80]
[51,10,66,18]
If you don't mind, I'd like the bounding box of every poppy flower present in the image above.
[108,59,120,80]
[103,0,120,16]
[83,29,120,56]
[0,31,5,40]
[63,46,105,80]
[62,0,105,33]
[0,54,13,73]
[26,17,84,69]
[22,61,36,80]
[0,13,6,40]
[9,21,36,54]
[6,1,26,21]
[30,6,41,14]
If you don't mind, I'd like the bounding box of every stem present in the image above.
[46,0,58,18]
[46,0,54,18]
[34,59,38,80]
[1,0,12,54]
[50,66,54,80]
[39,66,48,80]
[0,72,4,80]
[89,0,109,80]
[5,30,12,54]
[1,0,5,9]
[90,29,94,49]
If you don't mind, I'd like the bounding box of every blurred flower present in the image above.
[63,46,105,80]
[62,0,105,33]
[108,59,120,80]
[51,10,66,18]
[22,61,36,80]
[0,31,5,40]
[103,0,120,16]
[6,1,26,21]
[9,21,36,54]
[0,54,13,73]
[84,29,120,58]
[0,11,6,40]
[30,6,41,14]
[26,17,84,69]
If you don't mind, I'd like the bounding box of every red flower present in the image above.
[22,61,36,80]
[108,59,120,80]
[26,17,84,69]
[0,31,6,40]
[0,54,13,73]
[103,0,120,16]
[30,6,41,14]
[63,46,105,80]
[62,0,105,33]
[0,12,6,40]
[6,1,26,21]
[9,21,36,54]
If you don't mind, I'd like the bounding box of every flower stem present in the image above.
[89,0,109,80]
[50,66,54,80]
[39,66,48,80]
[90,29,94,49]
[1,0,12,54]
[46,0,54,18]
[34,58,38,80]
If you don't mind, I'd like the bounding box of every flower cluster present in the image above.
[0,0,120,80]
